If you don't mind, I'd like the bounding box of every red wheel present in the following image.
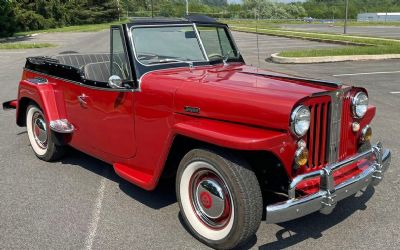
[188,162,234,232]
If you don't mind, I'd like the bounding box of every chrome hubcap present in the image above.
[190,167,232,229]
[32,112,48,149]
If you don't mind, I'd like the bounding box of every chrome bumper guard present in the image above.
[266,142,391,224]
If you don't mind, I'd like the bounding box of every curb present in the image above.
[230,28,372,47]
[271,53,400,64]
[0,33,38,43]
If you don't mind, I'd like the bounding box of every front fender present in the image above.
[173,113,297,174]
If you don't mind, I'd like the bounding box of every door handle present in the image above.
[78,94,88,105]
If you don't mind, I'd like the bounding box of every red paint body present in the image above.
[15,63,375,193]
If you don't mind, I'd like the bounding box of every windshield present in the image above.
[131,25,240,66]
[131,26,206,65]
[197,26,239,61]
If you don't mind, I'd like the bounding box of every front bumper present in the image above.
[266,142,391,224]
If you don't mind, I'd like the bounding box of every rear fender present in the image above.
[17,79,67,127]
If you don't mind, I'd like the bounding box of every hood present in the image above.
[143,64,340,131]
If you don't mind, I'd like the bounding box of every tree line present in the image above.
[303,0,400,19]
[2,0,400,37]
[1,0,120,37]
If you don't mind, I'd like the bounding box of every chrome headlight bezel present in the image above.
[290,105,311,137]
[352,92,369,118]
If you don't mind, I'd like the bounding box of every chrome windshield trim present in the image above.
[193,23,209,61]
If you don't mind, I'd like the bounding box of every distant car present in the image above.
[304,17,314,23]
[3,15,391,249]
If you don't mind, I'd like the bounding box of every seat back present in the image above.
[53,53,111,69]
[83,61,125,83]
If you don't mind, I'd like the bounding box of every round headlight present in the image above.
[352,92,368,118]
[291,105,311,137]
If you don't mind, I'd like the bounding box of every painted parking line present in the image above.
[390,91,400,94]
[333,71,400,77]
[84,174,107,250]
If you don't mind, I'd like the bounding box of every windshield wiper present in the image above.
[223,49,240,64]
[208,50,240,65]
[148,58,194,67]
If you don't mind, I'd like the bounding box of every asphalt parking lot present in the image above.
[280,23,400,39]
[1,30,399,249]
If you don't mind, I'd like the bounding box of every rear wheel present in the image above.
[26,104,66,161]
[176,148,263,249]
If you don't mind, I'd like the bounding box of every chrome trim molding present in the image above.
[27,77,48,85]
[265,142,391,224]
[328,89,344,163]
[193,23,210,61]
[49,119,75,133]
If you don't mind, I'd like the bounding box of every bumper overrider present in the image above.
[266,142,391,224]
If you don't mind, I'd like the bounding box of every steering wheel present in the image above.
[137,53,159,61]
[208,53,224,60]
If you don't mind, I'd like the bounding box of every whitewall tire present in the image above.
[176,148,263,249]
[26,104,66,161]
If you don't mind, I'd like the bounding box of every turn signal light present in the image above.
[361,125,372,143]
[295,147,309,167]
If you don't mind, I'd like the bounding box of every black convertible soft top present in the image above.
[128,14,223,26]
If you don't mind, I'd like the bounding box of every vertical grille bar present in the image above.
[339,95,352,160]
[320,103,328,165]
[314,104,321,167]
[307,105,315,168]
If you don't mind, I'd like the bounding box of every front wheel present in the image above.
[176,148,263,249]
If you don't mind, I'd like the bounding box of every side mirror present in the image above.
[108,75,124,89]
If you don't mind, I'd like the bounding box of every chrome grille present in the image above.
[306,97,331,169]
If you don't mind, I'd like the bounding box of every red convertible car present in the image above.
[3,15,391,249]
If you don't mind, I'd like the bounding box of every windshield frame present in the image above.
[128,22,243,79]
[195,23,242,63]
[130,24,209,67]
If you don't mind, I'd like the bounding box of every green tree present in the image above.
[0,0,17,37]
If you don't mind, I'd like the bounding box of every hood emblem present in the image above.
[184,106,200,114]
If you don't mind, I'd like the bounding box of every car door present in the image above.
[78,26,136,159]
[53,79,90,150]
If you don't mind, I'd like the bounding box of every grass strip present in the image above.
[221,19,400,27]
[15,20,127,36]
[0,43,55,49]
[224,21,400,58]
[279,45,400,57]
